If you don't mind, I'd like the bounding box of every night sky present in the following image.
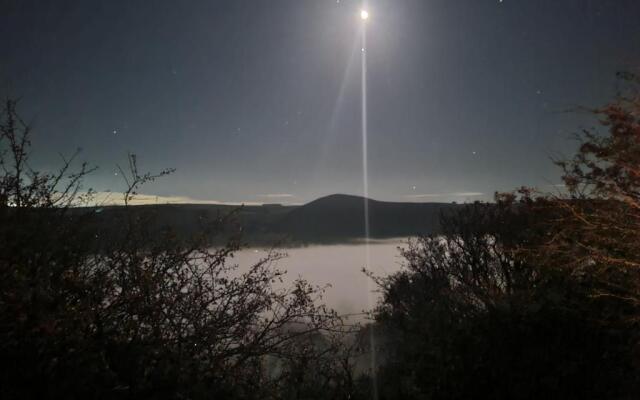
[2,0,639,204]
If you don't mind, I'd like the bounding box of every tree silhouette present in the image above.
[369,200,639,399]
[0,98,344,400]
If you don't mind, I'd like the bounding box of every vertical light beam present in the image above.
[361,9,379,400]
[361,19,369,249]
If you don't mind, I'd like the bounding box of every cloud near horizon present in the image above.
[256,193,296,199]
[84,192,264,206]
[405,192,485,199]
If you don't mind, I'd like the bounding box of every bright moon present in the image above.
[360,10,369,20]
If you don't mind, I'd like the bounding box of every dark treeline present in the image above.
[2,73,640,399]
[66,194,457,247]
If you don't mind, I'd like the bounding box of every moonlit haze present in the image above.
[3,0,639,205]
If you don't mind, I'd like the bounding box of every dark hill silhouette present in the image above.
[274,194,462,242]
[77,194,462,246]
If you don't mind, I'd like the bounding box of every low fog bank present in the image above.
[233,239,407,319]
